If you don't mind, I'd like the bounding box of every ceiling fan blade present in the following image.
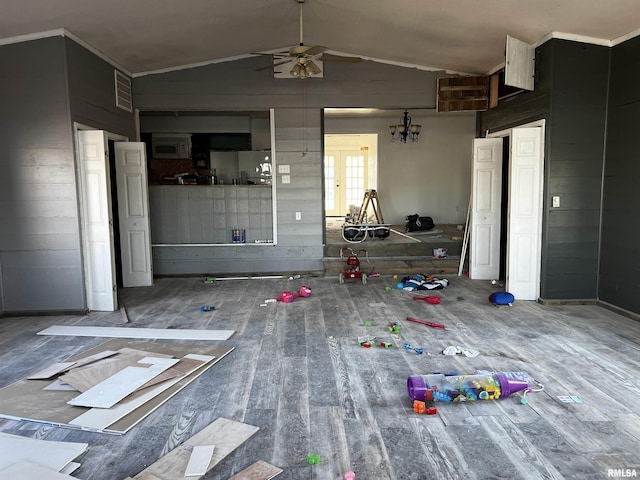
[254,60,292,72]
[318,53,362,63]
[303,45,329,56]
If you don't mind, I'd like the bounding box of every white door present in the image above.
[77,130,117,311]
[114,142,153,287]
[324,150,368,217]
[506,127,543,300]
[469,138,503,280]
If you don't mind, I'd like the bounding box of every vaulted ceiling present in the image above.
[2,0,640,76]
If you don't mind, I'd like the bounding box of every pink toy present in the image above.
[344,471,355,480]
[277,286,312,303]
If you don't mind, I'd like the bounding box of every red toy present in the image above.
[413,295,441,304]
[339,247,369,285]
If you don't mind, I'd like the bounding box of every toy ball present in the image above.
[489,291,515,306]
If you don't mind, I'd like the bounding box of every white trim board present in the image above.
[37,325,234,341]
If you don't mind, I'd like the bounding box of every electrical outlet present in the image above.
[282,175,290,184]
[552,196,560,208]
[295,212,302,221]
[278,164,290,174]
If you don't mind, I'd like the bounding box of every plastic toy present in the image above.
[403,342,423,355]
[276,286,312,303]
[413,400,426,414]
[406,316,447,329]
[407,373,529,402]
[388,322,400,334]
[413,295,441,304]
[344,471,356,480]
[200,305,216,311]
[378,341,393,348]
[307,453,321,465]
[338,247,368,285]
[358,335,376,347]
[489,291,515,306]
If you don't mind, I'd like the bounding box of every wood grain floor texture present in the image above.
[0,276,638,479]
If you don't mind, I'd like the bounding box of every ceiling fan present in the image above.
[254,0,361,78]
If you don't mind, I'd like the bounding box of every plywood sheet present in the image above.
[67,357,179,408]
[38,325,234,341]
[228,461,283,480]
[0,340,234,434]
[134,418,259,480]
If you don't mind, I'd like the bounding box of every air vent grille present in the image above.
[114,70,133,112]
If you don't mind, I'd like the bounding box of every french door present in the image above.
[324,150,368,217]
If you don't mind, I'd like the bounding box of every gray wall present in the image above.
[600,35,640,313]
[0,37,84,313]
[133,56,451,276]
[0,36,136,314]
[479,39,610,303]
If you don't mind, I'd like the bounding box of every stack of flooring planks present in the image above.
[0,339,234,434]
[0,432,88,478]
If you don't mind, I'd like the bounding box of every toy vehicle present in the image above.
[339,247,368,285]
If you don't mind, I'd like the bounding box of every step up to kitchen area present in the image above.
[323,219,467,277]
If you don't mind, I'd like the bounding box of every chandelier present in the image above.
[290,57,321,79]
[389,110,421,143]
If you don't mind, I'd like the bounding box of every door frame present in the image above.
[487,119,546,300]
[74,122,129,311]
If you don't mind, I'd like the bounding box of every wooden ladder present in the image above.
[356,189,385,224]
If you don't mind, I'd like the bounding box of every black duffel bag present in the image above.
[405,214,434,232]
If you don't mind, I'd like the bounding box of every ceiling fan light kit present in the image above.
[255,0,362,78]
[390,110,421,143]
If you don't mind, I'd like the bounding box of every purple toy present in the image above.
[407,373,529,402]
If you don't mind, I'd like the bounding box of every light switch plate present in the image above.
[552,196,560,208]
[278,164,290,174]
[282,175,290,184]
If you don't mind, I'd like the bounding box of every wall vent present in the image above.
[114,70,133,112]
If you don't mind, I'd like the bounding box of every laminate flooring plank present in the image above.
[70,355,210,430]
[250,334,283,410]
[306,334,340,407]
[68,357,180,408]
[134,417,259,480]
[307,406,353,479]
[185,444,215,476]
[474,416,566,479]
[0,434,88,471]
[28,362,77,380]
[342,415,395,479]
[514,420,602,479]
[59,352,148,392]
[227,460,282,480]
[37,325,235,341]
[271,357,310,468]
[408,416,474,480]
[0,460,78,479]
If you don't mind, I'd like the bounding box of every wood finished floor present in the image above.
[0,276,639,479]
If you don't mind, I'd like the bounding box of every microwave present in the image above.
[151,133,191,159]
